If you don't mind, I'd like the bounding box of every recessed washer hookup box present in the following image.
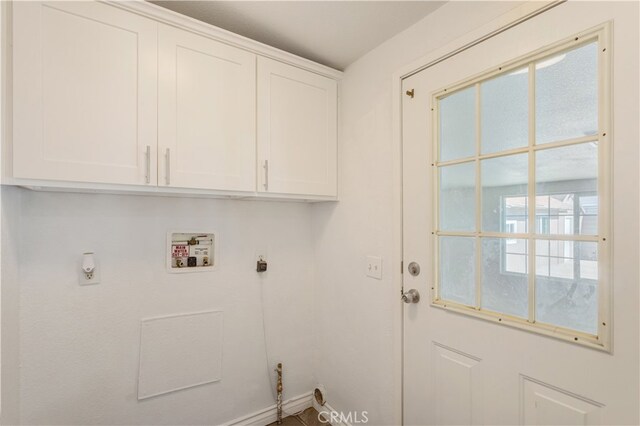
[167,232,216,273]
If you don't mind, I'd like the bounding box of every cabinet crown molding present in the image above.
[102,0,343,80]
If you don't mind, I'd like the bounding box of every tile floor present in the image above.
[267,407,328,426]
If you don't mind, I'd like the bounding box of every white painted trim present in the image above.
[312,398,360,426]
[223,392,313,426]
[102,0,343,80]
[0,0,4,421]
[316,403,354,426]
[428,24,611,351]
[4,178,337,203]
[392,2,571,425]
[395,1,563,81]
[391,83,403,426]
[1,0,12,180]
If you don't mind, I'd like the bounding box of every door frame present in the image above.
[390,2,565,424]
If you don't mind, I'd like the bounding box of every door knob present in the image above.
[402,289,420,304]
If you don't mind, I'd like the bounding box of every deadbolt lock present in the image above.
[408,261,420,276]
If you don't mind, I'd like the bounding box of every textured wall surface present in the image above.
[1,187,21,425]
[5,2,638,425]
[2,187,315,425]
[311,2,525,424]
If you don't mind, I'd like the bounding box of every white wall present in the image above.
[7,2,627,425]
[1,187,20,425]
[1,187,315,425]
[2,3,529,424]
[311,2,524,424]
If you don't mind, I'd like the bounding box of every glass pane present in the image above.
[535,239,549,256]
[439,86,476,161]
[440,236,476,306]
[580,241,598,280]
[535,240,598,334]
[481,68,529,154]
[481,153,528,232]
[536,42,598,144]
[536,143,598,235]
[540,240,574,279]
[579,195,598,235]
[481,238,528,318]
[440,162,476,232]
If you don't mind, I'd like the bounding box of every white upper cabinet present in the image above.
[12,1,158,185]
[257,57,338,197]
[7,1,340,200]
[158,24,256,191]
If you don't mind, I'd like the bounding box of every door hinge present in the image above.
[405,89,414,98]
[401,260,404,274]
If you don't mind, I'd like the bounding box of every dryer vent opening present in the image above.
[314,385,326,406]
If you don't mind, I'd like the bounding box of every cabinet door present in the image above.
[158,25,256,191]
[257,58,337,197]
[12,1,158,185]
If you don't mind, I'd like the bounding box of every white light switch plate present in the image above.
[366,256,382,279]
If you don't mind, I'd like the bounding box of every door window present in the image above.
[433,33,608,344]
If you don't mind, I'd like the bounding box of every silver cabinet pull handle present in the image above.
[145,145,151,184]
[165,148,171,185]
[263,160,269,191]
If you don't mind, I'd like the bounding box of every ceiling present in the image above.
[150,1,446,70]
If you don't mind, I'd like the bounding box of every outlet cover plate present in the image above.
[79,268,100,286]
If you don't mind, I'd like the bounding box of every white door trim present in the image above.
[391,2,565,424]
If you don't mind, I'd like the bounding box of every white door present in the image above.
[402,2,638,425]
[12,1,157,185]
[257,58,337,197]
[158,24,256,191]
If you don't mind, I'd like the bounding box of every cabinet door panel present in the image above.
[258,58,337,197]
[12,1,157,185]
[159,25,256,191]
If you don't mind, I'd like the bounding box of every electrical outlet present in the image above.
[366,256,382,279]
[79,267,100,285]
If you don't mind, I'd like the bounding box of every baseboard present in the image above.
[223,392,358,426]
[317,403,353,426]
[223,391,313,426]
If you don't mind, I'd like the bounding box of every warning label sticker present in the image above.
[172,244,189,258]
[190,245,210,257]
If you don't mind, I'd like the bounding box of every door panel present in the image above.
[12,1,157,185]
[402,2,638,425]
[432,343,483,426]
[257,57,337,197]
[521,377,602,426]
[158,24,256,191]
